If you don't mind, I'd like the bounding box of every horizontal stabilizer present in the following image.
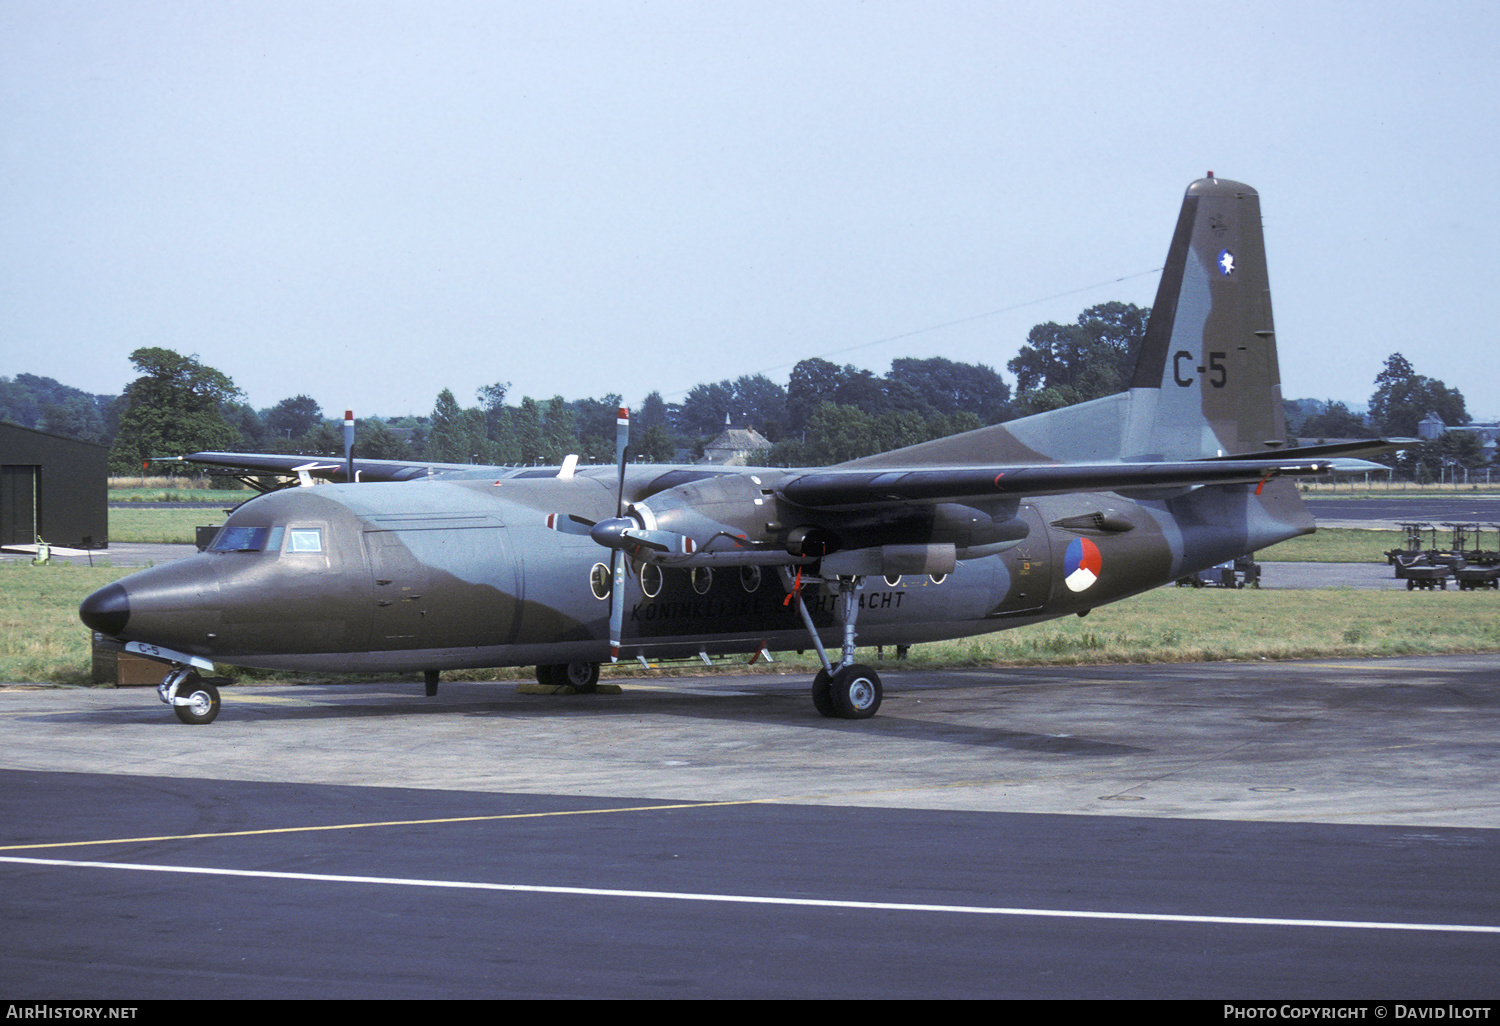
[1326,458,1395,473]
[1217,437,1418,462]
[187,451,450,483]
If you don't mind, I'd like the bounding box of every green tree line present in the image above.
[5,302,1488,475]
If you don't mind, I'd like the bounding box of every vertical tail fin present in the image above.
[842,177,1291,471]
[1122,177,1287,460]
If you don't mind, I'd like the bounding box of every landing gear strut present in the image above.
[784,570,882,720]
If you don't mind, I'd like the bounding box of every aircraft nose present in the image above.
[80,582,130,636]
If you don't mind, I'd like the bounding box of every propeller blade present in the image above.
[615,406,629,518]
[608,407,630,660]
[608,548,626,662]
[544,512,596,536]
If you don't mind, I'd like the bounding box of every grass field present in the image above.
[7,557,1498,687]
[2,563,136,685]
[108,476,252,504]
[1258,527,1403,563]
[108,507,228,544]
[109,488,250,504]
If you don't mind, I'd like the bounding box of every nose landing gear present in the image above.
[160,667,221,725]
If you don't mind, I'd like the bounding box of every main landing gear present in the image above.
[811,663,883,719]
[535,661,602,692]
[784,570,883,720]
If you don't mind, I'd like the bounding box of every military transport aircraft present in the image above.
[81,177,1398,724]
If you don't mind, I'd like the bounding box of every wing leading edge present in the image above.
[777,457,1339,509]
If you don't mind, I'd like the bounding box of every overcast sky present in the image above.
[3,1,1497,422]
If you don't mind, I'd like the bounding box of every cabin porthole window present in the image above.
[590,563,612,600]
[691,567,713,595]
[641,563,663,598]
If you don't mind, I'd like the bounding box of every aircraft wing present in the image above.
[777,457,1338,509]
[180,451,482,484]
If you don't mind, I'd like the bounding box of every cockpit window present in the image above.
[210,526,285,553]
[212,526,268,552]
[288,527,323,553]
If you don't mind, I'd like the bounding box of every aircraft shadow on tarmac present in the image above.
[40,677,1149,757]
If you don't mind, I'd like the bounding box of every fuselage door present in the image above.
[364,521,525,650]
[366,530,432,647]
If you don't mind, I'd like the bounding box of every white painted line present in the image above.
[4,855,1498,935]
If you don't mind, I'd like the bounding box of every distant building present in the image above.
[0,422,109,548]
[1418,412,1447,441]
[1450,420,1500,446]
[699,425,773,466]
[1416,413,1500,461]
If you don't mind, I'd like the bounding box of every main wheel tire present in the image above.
[561,661,601,692]
[173,674,220,725]
[829,664,882,720]
[537,663,600,691]
[811,668,836,718]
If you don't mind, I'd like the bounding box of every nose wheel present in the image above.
[159,668,221,725]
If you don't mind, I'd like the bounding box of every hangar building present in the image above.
[0,423,109,549]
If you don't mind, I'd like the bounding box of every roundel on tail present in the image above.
[1064,538,1102,593]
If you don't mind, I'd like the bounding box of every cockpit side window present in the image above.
[211,526,268,552]
[209,525,286,553]
[288,527,323,553]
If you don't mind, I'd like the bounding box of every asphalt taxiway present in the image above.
[1305,496,1500,527]
[2,655,1496,998]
